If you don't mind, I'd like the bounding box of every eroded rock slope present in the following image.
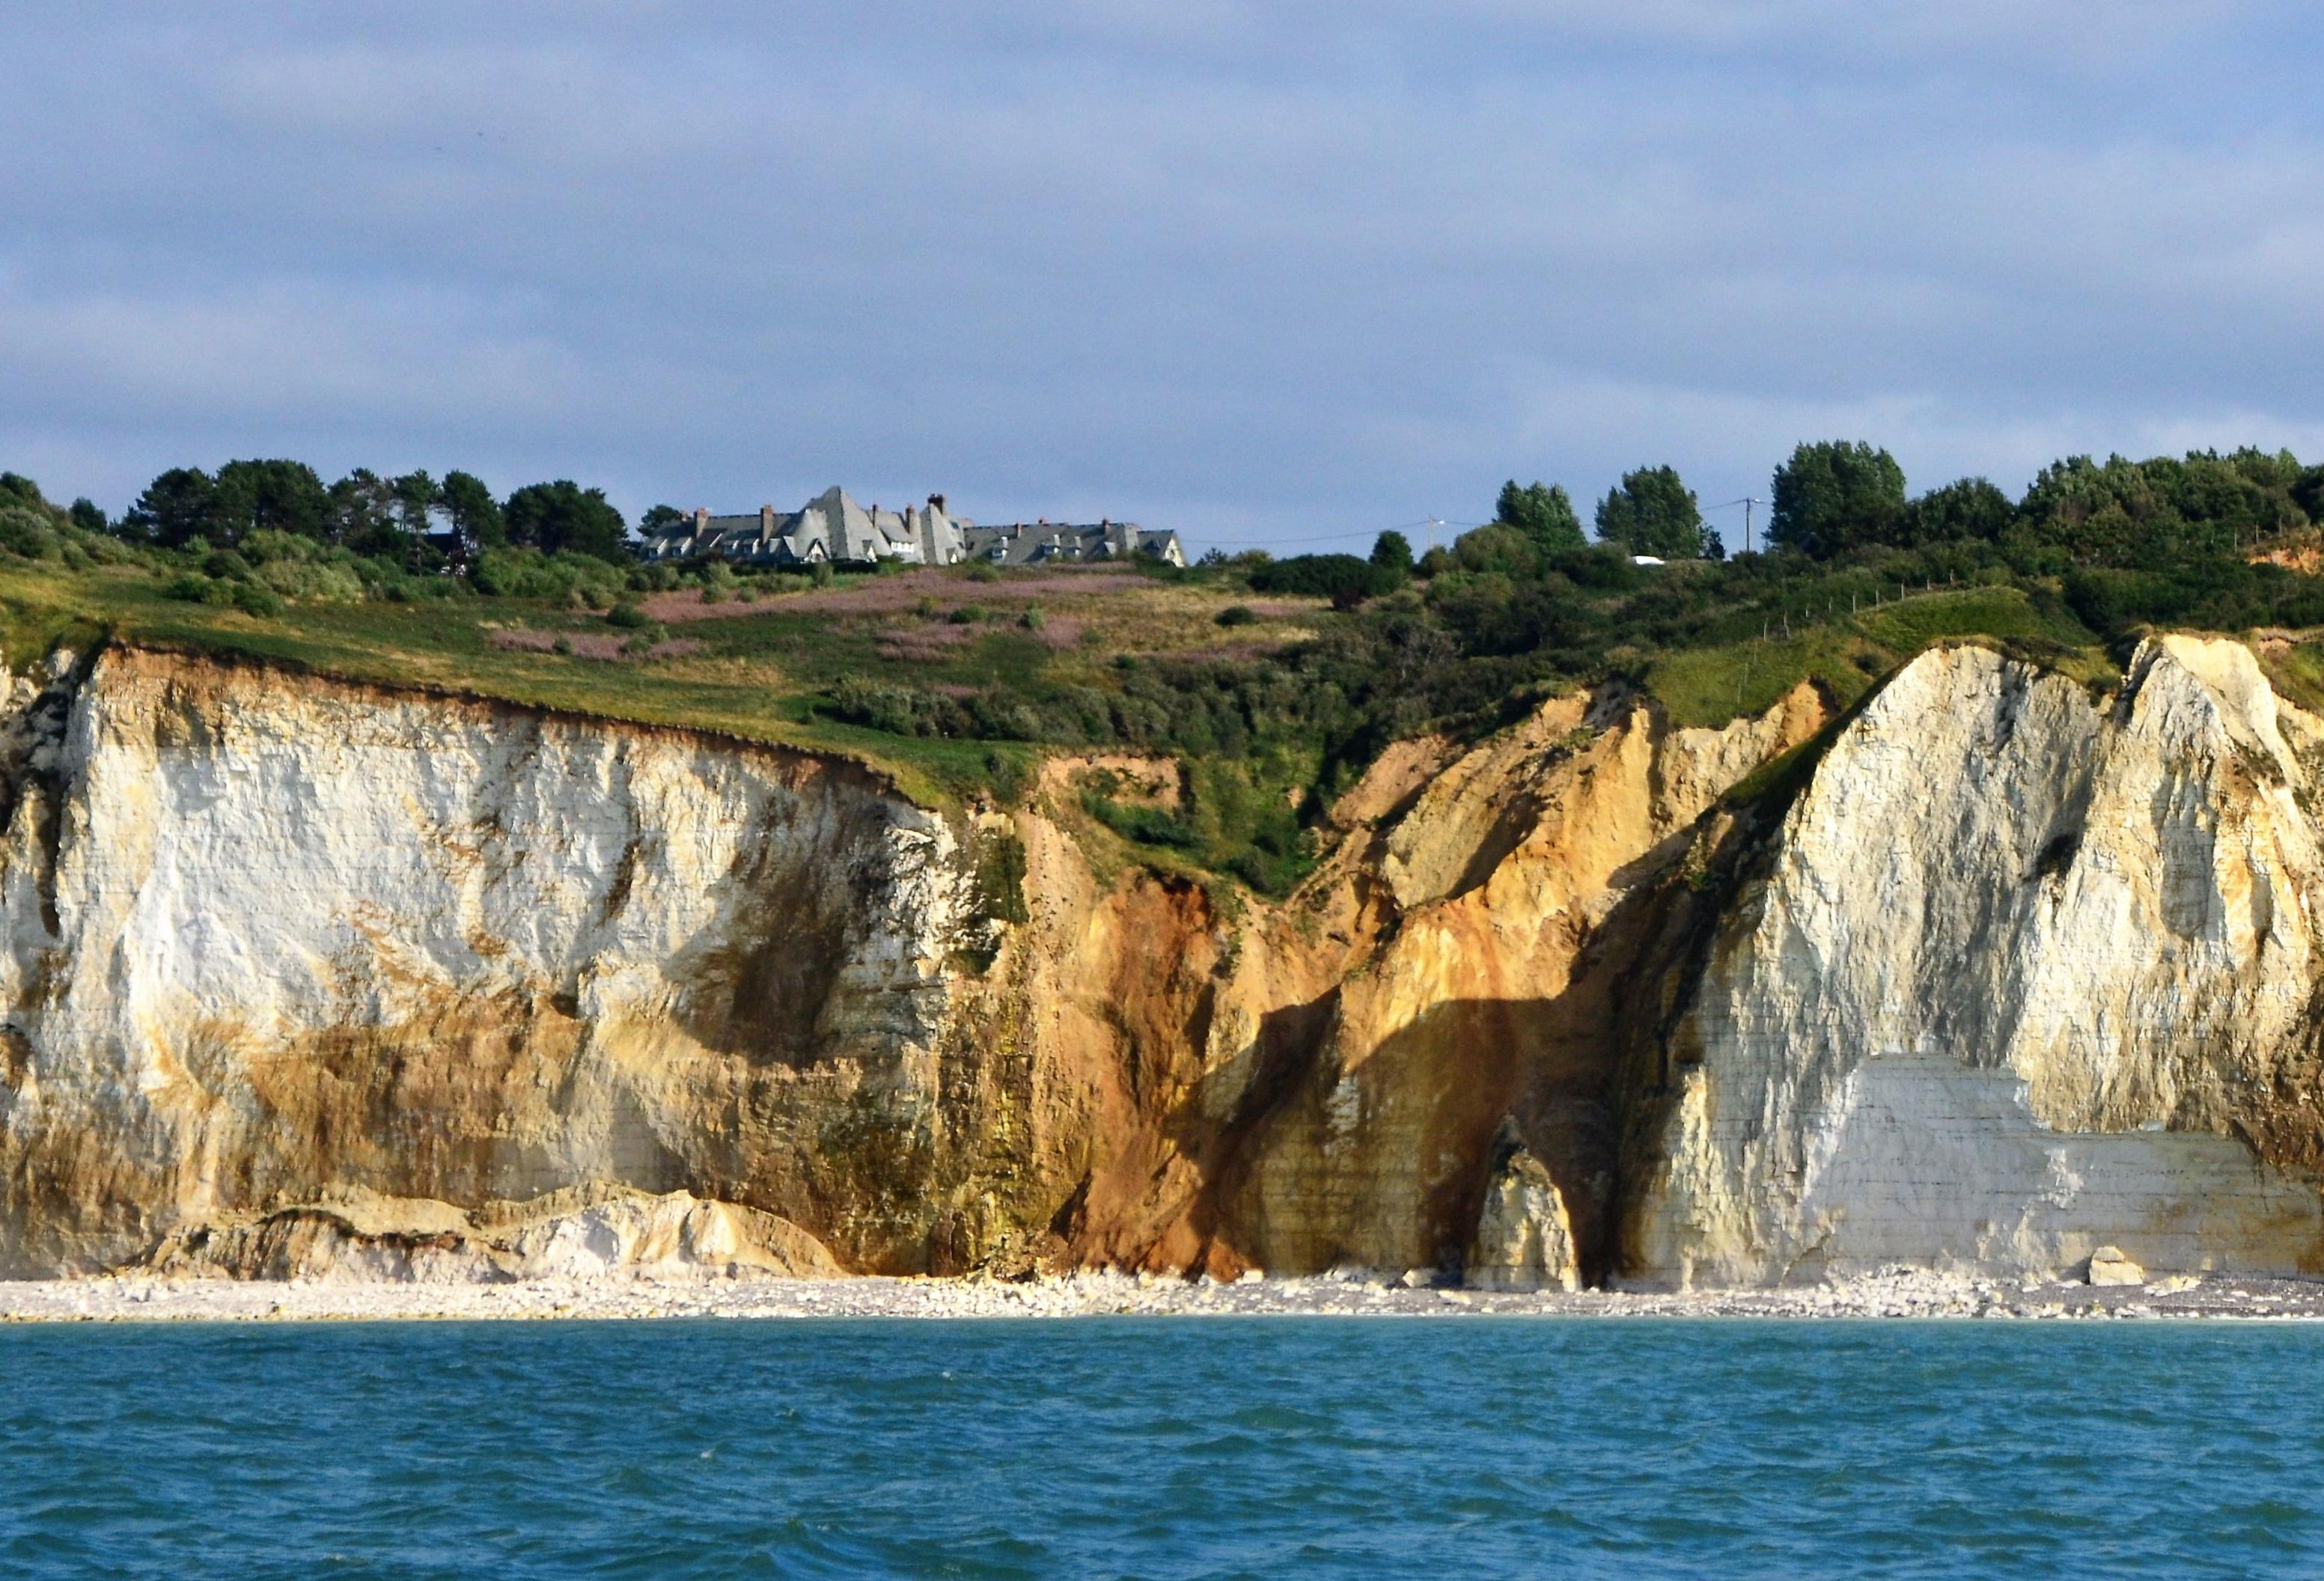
[1628,637,2324,1286]
[4,636,2323,1288]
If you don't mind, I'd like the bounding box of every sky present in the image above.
[2,2,2320,555]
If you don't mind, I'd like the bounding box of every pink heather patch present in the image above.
[636,588,761,623]
[876,624,976,662]
[771,566,1149,617]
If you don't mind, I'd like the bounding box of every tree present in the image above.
[1494,480,1585,556]
[1768,441,1907,558]
[125,466,224,547]
[440,470,504,549]
[1370,529,1414,573]
[329,469,403,553]
[69,498,109,534]
[391,470,441,537]
[1903,478,2014,545]
[0,473,45,513]
[2298,464,2324,526]
[213,458,332,543]
[640,504,686,535]
[1451,524,1539,578]
[2016,450,2305,568]
[503,480,629,561]
[1594,465,1709,558]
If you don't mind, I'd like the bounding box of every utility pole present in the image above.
[1714,497,1766,555]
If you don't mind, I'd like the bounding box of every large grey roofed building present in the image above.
[638,487,1183,569]
[957,518,1185,567]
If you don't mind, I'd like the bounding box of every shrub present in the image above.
[826,674,933,735]
[231,580,285,618]
[1018,607,1046,631]
[1082,789,1201,849]
[1248,554,1402,603]
[0,506,61,560]
[260,558,367,603]
[469,546,628,605]
[606,601,651,628]
[1216,605,1258,627]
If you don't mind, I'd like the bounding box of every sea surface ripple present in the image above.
[1,1317,2317,1578]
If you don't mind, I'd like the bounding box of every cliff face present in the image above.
[1627,637,2324,1286]
[0,648,984,1275]
[6,636,2324,1287]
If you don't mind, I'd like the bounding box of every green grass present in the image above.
[2257,639,2324,718]
[1644,585,2114,729]
[0,553,2251,902]
[0,558,1314,811]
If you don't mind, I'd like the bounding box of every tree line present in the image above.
[1489,442,2323,568]
[92,460,632,564]
[1228,441,2324,609]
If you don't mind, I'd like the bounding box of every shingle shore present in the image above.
[6,1268,2323,1322]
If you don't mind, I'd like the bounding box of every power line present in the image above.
[1197,517,1471,551]
[1259,518,1444,546]
[1708,496,1765,555]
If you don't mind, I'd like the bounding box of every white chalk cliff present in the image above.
[1629,636,2324,1286]
[1,636,2321,1288]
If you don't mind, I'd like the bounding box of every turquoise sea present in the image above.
[1,1317,2316,1577]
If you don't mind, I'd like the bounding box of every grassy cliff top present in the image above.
[0,553,1317,811]
[11,508,2324,895]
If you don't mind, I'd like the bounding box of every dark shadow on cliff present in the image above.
[1124,809,1787,1288]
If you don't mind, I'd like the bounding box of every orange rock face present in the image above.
[0,647,1825,1282]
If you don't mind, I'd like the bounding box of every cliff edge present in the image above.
[3,637,2321,1288]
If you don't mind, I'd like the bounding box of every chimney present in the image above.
[760,504,774,529]
[692,507,710,529]
[929,493,946,514]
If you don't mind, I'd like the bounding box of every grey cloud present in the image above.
[0,1,2317,549]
